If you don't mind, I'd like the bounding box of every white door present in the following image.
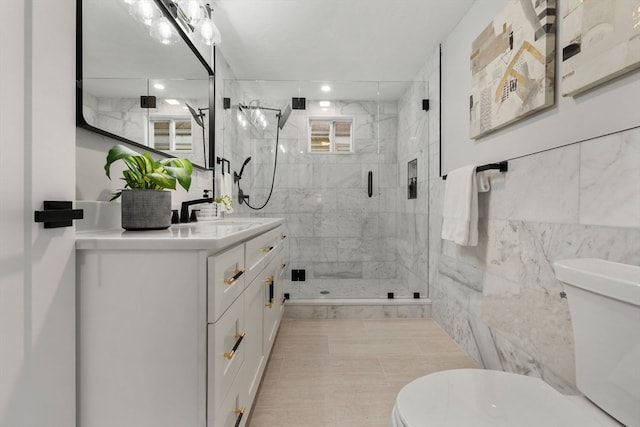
[0,1,77,426]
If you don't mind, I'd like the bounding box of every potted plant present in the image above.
[104,144,193,230]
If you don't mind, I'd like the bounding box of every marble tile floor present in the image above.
[246,318,477,427]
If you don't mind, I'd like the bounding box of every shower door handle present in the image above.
[368,171,373,198]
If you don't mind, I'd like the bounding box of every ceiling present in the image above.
[211,0,476,82]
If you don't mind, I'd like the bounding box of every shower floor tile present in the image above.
[245,318,477,427]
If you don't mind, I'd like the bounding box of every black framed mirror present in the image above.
[76,0,215,170]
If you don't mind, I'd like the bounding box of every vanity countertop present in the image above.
[76,217,284,252]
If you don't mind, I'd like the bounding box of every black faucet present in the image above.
[180,198,213,223]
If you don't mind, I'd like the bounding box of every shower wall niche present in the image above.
[220,80,429,299]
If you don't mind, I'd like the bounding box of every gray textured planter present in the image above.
[121,189,171,230]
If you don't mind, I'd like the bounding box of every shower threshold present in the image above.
[283,298,431,319]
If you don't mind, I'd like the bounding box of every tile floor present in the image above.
[246,318,477,427]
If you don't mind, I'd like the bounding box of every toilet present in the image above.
[390,258,640,427]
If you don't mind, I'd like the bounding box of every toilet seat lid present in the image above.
[395,369,607,427]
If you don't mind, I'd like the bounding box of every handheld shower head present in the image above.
[234,157,252,183]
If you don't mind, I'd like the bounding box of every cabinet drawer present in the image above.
[243,277,265,405]
[245,226,286,284]
[262,257,282,356]
[210,370,249,427]
[208,295,245,413]
[209,244,246,322]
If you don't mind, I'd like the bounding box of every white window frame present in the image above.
[148,114,194,153]
[307,116,354,153]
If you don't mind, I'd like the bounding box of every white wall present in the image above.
[441,0,640,174]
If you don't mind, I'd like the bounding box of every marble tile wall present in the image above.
[426,41,640,393]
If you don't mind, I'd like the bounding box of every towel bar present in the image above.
[216,157,230,174]
[441,161,508,180]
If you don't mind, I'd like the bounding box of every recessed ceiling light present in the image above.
[319,101,331,107]
[321,85,331,92]
[154,83,165,90]
[165,99,180,105]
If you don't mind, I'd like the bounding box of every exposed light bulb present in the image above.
[199,17,222,45]
[150,17,179,45]
[177,0,204,27]
[321,85,331,92]
[130,0,156,26]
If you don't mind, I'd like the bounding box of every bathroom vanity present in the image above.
[75,218,287,427]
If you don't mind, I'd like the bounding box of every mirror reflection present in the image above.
[78,0,213,169]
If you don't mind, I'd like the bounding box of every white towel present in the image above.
[477,170,491,193]
[441,165,484,246]
[220,173,232,199]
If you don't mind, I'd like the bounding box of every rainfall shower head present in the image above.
[185,103,206,128]
[278,105,292,130]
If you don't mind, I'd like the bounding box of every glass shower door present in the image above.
[221,79,427,300]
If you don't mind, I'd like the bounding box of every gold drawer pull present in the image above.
[224,269,244,285]
[264,275,274,283]
[233,407,245,427]
[280,262,287,271]
[262,245,274,253]
[281,296,286,305]
[223,332,245,359]
[280,233,286,240]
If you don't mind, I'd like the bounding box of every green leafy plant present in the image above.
[104,144,193,200]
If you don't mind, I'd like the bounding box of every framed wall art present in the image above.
[469,0,556,139]
[561,0,640,97]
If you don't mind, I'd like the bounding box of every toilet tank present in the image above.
[554,258,640,427]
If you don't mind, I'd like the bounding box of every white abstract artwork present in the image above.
[561,0,640,97]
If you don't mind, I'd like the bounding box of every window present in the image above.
[308,117,353,153]
[149,116,193,152]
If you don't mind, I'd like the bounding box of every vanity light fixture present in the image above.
[319,101,331,107]
[165,99,180,105]
[125,0,222,46]
[321,85,331,92]
[153,83,165,90]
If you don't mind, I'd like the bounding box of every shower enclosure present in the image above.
[220,79,429,300]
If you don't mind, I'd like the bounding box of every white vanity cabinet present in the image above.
[208,225,287,427]
[76,219,286,427]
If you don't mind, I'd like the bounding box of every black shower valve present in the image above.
[238,188,250,205]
